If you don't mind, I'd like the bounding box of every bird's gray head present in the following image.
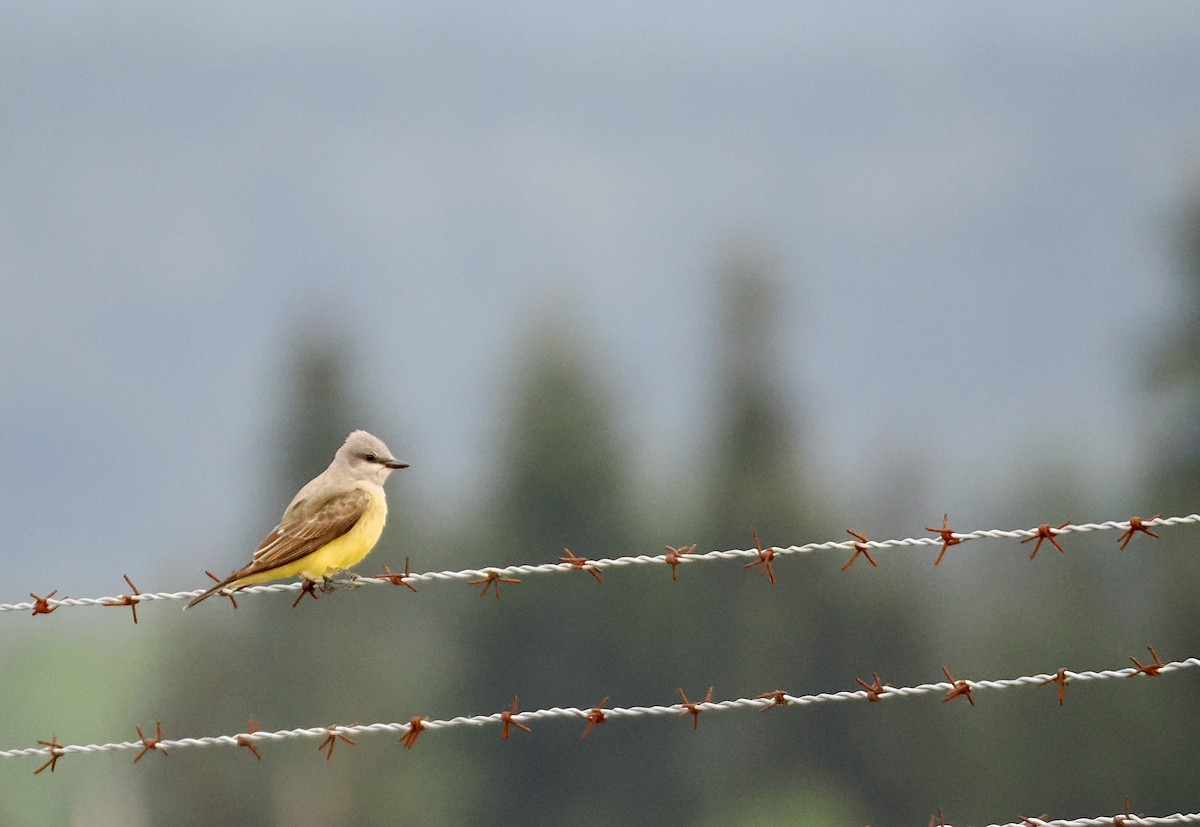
[334,430,408,484]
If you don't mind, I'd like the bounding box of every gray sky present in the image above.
[3,3,1200,591]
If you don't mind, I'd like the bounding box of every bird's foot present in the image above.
[327,569,369,590]
[342,570,371,590]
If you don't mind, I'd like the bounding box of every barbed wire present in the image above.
[5,516,1198,824]
[4,653,1196,770]
[947,814,1200,827]
[2,513,1196,617]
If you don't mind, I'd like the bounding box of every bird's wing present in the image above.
[242,487,372,573]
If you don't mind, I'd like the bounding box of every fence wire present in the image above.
[949,814,1200,826]
[3,654,1196,766]
[4,510,1198,827]
[2,513,1196,615]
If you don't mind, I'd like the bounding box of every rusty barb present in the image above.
[317,725,355,761]
[941,667,974,706]
[1114,796,1147,827]
[1118,515,1161,550]
[855,673,888,702]
[29,590,64,617]
[133,723,167,763]
[841,529,877,571]
[577,697,610,739]
[469,570,522,599]
[664,544,698,580]
[237,718,262,760]
[103,575,143,624]
[559,549,604,584]
[1037,667,1070,706]
[291,579,323,608]
[755,689,790,712]
[401,717,427,749]
[926,514,963,566]
[744,530,778,584]
[204,571,239,609]
[500,696,532,740]
[677,687,714,730]
[1128,646,1166,678]
[1021,521,1070,559]
[33,736,64,775]
[374,558,418,592]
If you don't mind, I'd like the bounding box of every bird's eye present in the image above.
[364,452,377,462]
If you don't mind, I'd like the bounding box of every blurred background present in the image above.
[2,3,1199,824]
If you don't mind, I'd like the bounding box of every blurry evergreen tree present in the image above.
[687,253,834,801]
[489,325,632,556]
[1144,188,1200,806]
[456,319,668,825]
[686,250,929,820]
[454,255,932,824]
[703,252,813,546]
[1153,191,1200,516]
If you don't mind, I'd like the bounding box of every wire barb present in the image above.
[1021,521,1070,559]
[401,717,426,749]
[756,689,789,712]
[678,687,714,730]
[1037,667,1070,705]
[292,578,322,608]
[941,667,975,706]
[204,571,239,609]
[317,725,355,760]
[1114,796,1146,827]
[29,590,63,617]
[133,722,167,763]
[841,529,877,570]
[104,575,142,624]
[927,514,963,566]
[500,696,531,740]
[34,736,64,775]
[235,718,262,760]
[664,544,697,580]
[559,549,603,584]
[855,673,888,702]
[744,530,778,584]
[1118,515,1161,550]
[469,570,521,599]
[578,697,610,739]
[1128,646,1165,677]
[374,558,418,592]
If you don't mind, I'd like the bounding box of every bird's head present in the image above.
[337,430,408,484]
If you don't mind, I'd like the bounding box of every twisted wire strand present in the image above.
[3,656,1196,764]
[2,514,1196,614]
[956,814,1200,826]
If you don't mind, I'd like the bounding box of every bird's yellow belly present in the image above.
[238,493,388,585]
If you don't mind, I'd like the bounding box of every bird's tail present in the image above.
[184,575,237,609]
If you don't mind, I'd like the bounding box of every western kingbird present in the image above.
[186,430,408,609]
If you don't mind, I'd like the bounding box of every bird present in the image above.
[185,430,408,609]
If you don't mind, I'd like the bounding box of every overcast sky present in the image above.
[3,3,1200,591]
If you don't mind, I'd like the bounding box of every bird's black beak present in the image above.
[385,459,409,469]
